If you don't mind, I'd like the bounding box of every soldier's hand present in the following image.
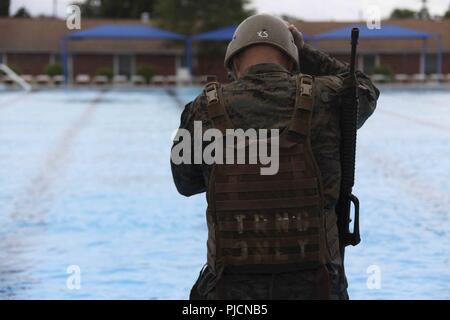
[340,72,371,96]
[288,24,304,50]
[336,73,355,104]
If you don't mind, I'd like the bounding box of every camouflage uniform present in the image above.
[171,43,380,300]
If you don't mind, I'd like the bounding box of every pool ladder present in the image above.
[0,63,33,92]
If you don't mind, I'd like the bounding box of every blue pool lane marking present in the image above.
[11,90,108,220]
[165,87,185,108]
[358,143,450,213]
[379,109,450,133]
[0,91,34,110]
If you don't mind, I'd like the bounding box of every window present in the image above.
[363,55,377,74]
[50,54,62,65]
[425,53,437,74]
[117,55,134,77]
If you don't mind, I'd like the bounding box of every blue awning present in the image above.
[191,26,238,41]
[66,24,186,41]
[312,24,433,40]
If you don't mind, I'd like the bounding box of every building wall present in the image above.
[6,53,50,75]
[72,54,178,77]
[194,55,228,82]
[3,51,449,79]
[72,54,114,77]
[191,52,444,80]
[442,53,450,74]
[379,54,421,74]
[135,55,177,75]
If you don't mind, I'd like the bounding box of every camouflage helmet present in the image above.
[224,14,299,72]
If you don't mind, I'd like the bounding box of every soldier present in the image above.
[171,14,379,300]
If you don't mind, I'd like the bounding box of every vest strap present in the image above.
[204,81,233,134]
[214,177,318,193]
[219,235,321,249]
[218,216,322,232]
[288,75,314,137]
[223,252,321,265]
[214,195,321,211]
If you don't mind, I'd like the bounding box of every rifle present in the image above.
[336,28,361,261]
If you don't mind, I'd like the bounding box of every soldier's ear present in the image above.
[288,60,294,72]
[231,59,240,80]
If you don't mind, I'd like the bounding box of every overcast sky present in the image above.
[9,0,450,21]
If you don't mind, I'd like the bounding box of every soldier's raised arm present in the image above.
[170,99,207,197]
[299,43,349,76]
[336,70,380,129]
[289,24,380,128]
[354,72,380,128]
[289,24,347,76]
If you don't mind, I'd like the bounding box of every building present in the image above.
[194,19,450,81]
[1,17,450,82]
[0,18,185,80]
[295,19,450,75]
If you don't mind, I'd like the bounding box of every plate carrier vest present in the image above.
[204,75,335,274]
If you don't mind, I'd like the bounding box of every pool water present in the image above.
[0,87,449,299]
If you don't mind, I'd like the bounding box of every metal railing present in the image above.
[0,64,33,91]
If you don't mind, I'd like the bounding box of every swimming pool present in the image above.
[0,86,449,299]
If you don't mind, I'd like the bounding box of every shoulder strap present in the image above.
[288,74,314,137]
[204,81,234,134]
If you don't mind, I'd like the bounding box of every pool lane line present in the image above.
[378,109,450,133]
[358,143,450,214]
[0,91,34,110]
[165,88,186,108]
[10,89,108,220]
[165,89,450,134]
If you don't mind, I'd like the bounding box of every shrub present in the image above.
[136,65,155,84]
[372,65,394,82]
[44,63,63,77]
[95,67,114,80]
[4,64,22,75]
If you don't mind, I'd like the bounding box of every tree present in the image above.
[13,7,31,18]
[390,8,417,19]
[444,5,450,19]
[77,0,156,18]
[0,0,10,17]
[417,0,430,20]
[44,64,63,77]
[154,0,254,36]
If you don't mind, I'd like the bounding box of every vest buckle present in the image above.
[299,77,313,97]
[205,83,219,105]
